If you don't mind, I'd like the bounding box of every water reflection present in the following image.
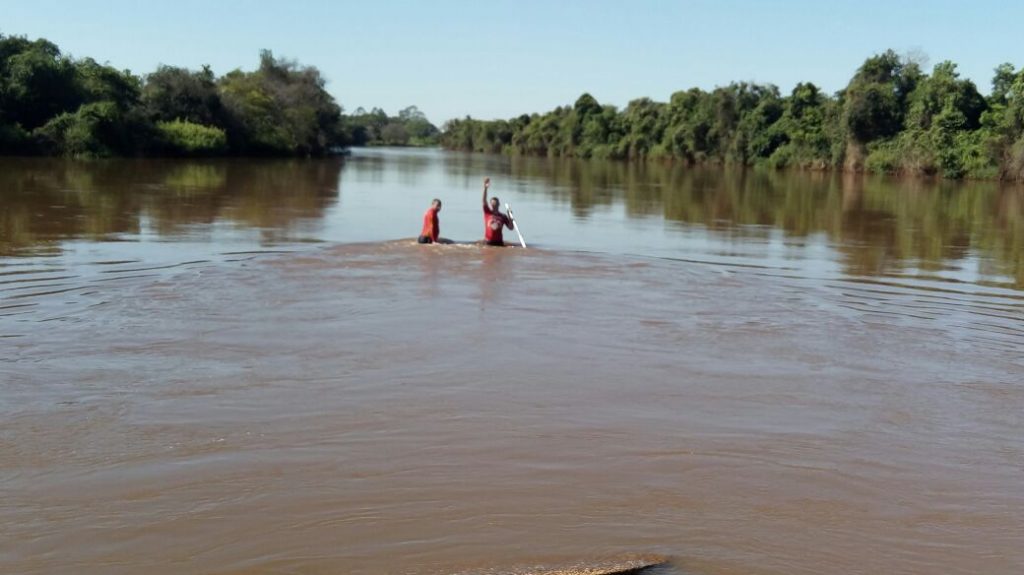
[506,156,1024,287]
[3,153,1023,574]
[344,147,435,186]
[1,151,1022,288]
[0,157,343,256]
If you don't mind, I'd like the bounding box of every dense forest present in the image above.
[4,34,1021,179]
[0,34,439,157]
[441,51,1024,181]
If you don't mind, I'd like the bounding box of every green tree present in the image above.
[765,82,834,168]
[380,122,410,145]
[0,36,81,130]
[842,51,921,145]
[905,61,986,131]
[76,58,142,111]
[218,50,344,155]
[398,105,426,122]
[343,105,439,147]
[620,97,666,158]
[991,63,1016,105]
[143,65,224,126]
[33,101,124,157]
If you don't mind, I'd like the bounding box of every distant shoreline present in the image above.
[438,51,1024,182]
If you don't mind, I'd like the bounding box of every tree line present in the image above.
[343,105,440,147]
[440,51,1024,181]
[0,34,438,157]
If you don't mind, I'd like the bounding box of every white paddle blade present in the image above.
[505,203,527,248]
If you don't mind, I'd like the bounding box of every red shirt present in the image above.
[421,207,439,241]
[483,205,510,244]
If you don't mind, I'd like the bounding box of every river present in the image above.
[2,148,1023,574]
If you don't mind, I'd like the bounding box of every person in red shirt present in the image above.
[481,177,513,246]
[417,198,442,244]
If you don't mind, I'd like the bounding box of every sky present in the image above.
[3,0,1022,125]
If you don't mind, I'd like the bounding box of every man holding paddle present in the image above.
[481,177,514,246]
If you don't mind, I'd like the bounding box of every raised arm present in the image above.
[481,177,490,212]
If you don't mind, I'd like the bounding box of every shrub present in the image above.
[1005,136,1024,181]
[0,122,31,154]
[864,139,903,174]
[32,101,119,157]
[156,119,228,156]
[766,143,793,169]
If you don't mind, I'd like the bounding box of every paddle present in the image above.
[505,203,527,248]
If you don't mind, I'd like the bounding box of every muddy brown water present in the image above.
[2,150,1023,574]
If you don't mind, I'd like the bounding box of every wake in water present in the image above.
[2,241,1023,575]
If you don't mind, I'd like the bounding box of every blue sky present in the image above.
[4,0,1021,124]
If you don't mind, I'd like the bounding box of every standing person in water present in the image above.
[481,177,513,246]
[418,198,442,244]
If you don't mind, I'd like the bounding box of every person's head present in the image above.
[489,196,500,211]
[431,198,442,212]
